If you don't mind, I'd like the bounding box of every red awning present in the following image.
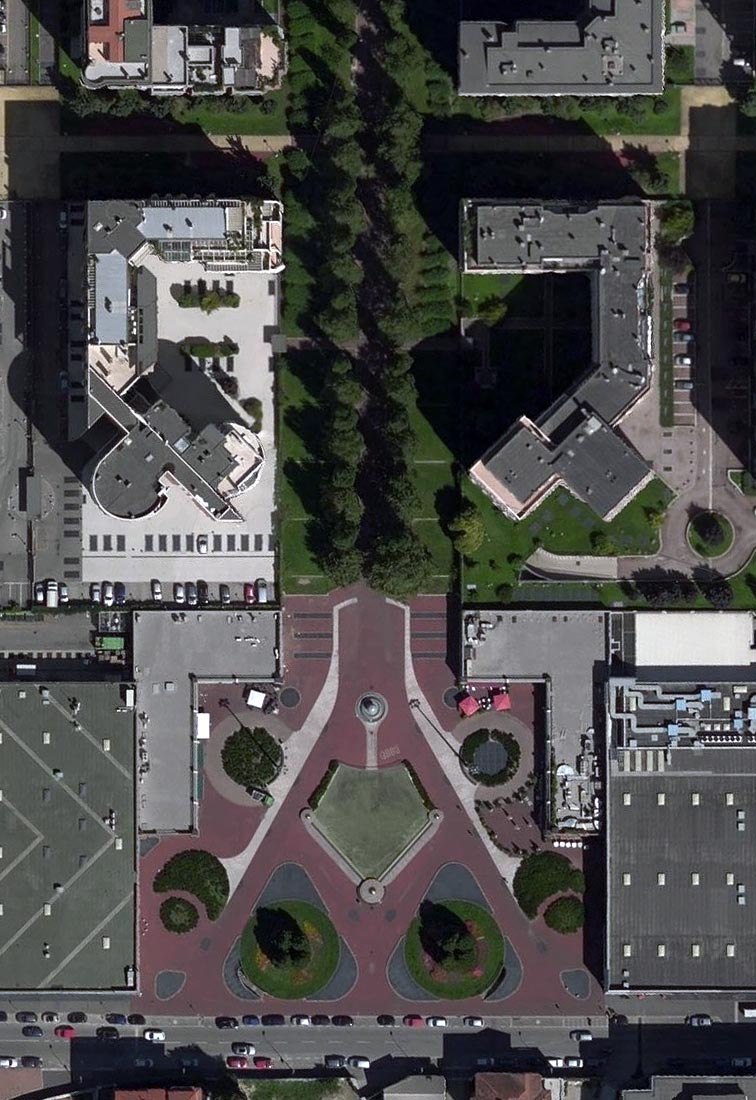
[459,694,481,716]
[491,690,511,712]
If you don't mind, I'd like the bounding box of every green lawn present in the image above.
[687,511,734,558]
[311,763,431,879]
[404,899,506,998]
[462,478,673,603]
[240,900,339,998]
[57,47,82,84]
[29,12,41,84]
[581,87,682,136]
[666,45,695,85]
[170,91,289,136]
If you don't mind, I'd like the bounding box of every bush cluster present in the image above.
[153,850,230,921]
[177,288,240,312]
[512,851,584,919]
[222,726,283,789]
[159,896,199,934]
[543,895,585,934]
[180,338,239,359]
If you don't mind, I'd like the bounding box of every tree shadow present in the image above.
[417,899,473,968]
[254,905,309,966]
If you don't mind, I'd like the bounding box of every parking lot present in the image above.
[671,277,696,428]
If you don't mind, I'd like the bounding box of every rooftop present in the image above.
[458,1,665,96]
[0,681,135,990]
[464,199,654,521]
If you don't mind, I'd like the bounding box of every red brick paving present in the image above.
[135,585,602,1016]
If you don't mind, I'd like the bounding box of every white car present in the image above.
[143,1029,165,1043]
[291,1015,311,1026]
[564,1057,583,1068]
[0,1058,18,1068]
[90,582,101,604]
[547,1058,565,1069]
[688,1014,712,1027]
[33,581,44,604]
[426,1016,447,1028]
[197,535,208,554]
[135,1058,154,1068]
[102,581,114,607]
[174,582,185,605]
[347,1056,370,1069]
[463,1016,484,1028]
[570,1030,592,1042]
[59,583,69,604]
[151,579,162,602]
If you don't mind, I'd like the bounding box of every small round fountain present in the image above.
[356,692,388,724]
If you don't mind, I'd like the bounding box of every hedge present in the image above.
[177,288,240,312]
[543,894,585,934]
[153,850,229,921]
[160,895,199,933]
[460,727,521,787]
[513,850,584,919]
[180,338,240,359]
[222,726,283,789]
[402,759,435,812]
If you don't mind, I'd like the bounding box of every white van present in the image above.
[45,580,59,608]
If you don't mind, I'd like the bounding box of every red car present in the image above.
[253,1056,273,1069]
[226,1056,248,1070]
[403,1014,425,1027]
[244,583,256,605]
[673,318,691,331]
[54,1025,76,1039]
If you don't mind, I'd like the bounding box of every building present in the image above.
[84,0,286,94]
[0,680,136,990]
[66,198,283,584]
[385,1077,446,1100]
[625,1080,756,1100]
[606,611,756,991]
[115,1089,203,1100]
[458,2,665,97]
[463,199,656,523]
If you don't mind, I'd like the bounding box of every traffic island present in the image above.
[687,510,734,559]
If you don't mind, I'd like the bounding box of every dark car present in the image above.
[197,580,209,606]
[324,1055,346,1069]
[215,1016,239,1030]
[105,1013,127,1025]
[15,1012,37,1024]
[128,1014,146,1026]
[261,1015,285,1026]
[377,1015,395,1027]
[241,1015,260,1027]
[114,582,126,606]
[96,1026,119,1040]
[21,1056,42,1068]
[22,1026,43,1038]
[0,1013,6,1023]
[312,1015,331,1026]
[332,1016,354,1027]
[68,1012,87,1024]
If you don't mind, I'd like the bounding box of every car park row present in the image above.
[33,578,271,608]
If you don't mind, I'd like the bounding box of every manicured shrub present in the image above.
[160,896,199,934]
[543,894,585,934]
[513,851,584,919]
[222,725,283,789]
[153,850,229,921]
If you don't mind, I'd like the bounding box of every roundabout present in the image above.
[687,510,734,559]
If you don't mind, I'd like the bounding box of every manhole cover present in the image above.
[280,687,301,708]
[443,687,458,709]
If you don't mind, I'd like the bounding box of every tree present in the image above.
[543,895,584,934]
[254,906,310,967]
[740,80,756,117]
[700,577,733,609]
[366,525,432,600]
[590,530,618,555]
[659,200,695,246]
[448,500,485,554]
[695,511,724,546]
[418,901,475,971]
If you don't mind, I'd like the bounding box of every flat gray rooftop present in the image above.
[465,200,653,520]
[459,1,665,96]
[608,745,756,989]
[133,609,279,833]
[0,681,135,989]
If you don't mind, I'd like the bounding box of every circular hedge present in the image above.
[460,728,520,786]
[543,895,585,934]
[404,899,505,998]
[153,850,229,921]
[513,851,584,919]
[222,725,283,790]
[687,511,733,559]
[240,900,339,998]
[160,896,199,934]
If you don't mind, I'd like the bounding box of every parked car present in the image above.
[547,1058,565,1069]
[244,582,256,605]
[727,272,747,284]
[253,1057,273,1069]
[332,1016,354,1027]
[241,1015,260,1027]
[215,1017,239,1029]
[197,535,208,554]
[21,1056,41,1068]
[197,579,209,605]
[427,1017,447,1028]
[564,1057,584,1068]
[261,1015,285,1026]
[174,582,185,605]
[33,581,44,604]
[68,1013,87,1024]
[90,582,101,604]
[403,1015,424,1028]
[15,1013,37,1024]
[186,581,198,607]
[292,1015,311,1026]
[312,1015,331,1026]
[463,1016,484,1028]
[54,1026,75,1039]
[41,1013,59,1024]
[733,1058,753,1068]
[227,1056,247,1070]
[96,1027,119,1040]
[135,1058,154,1069]
[232,1043,254,1056]
[151,580,162,603]
[688,1014,712,1027]
[673,282,690,294]
[128,1014,146,1026]
[22,1027,43,1038]
[673,354,692,366]
[570,1030,592,1042]
[220,584,231,605]
[677,332,694,343]
[102,581,114,607]
[106,1014,127,1025]
[0,1058,18,1068]
[45,579,59,608]
[377,1015,395,1027]
[255,578,269,604]
[59,583,69,604]
[674,380,694,391]
[324,1055,346,1068]
[673,318,691,331]
[144,1029,165,1043]
[347,1056,370,1069]
[114,581,126,606]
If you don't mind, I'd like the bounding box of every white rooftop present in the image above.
[635,612,756,669]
